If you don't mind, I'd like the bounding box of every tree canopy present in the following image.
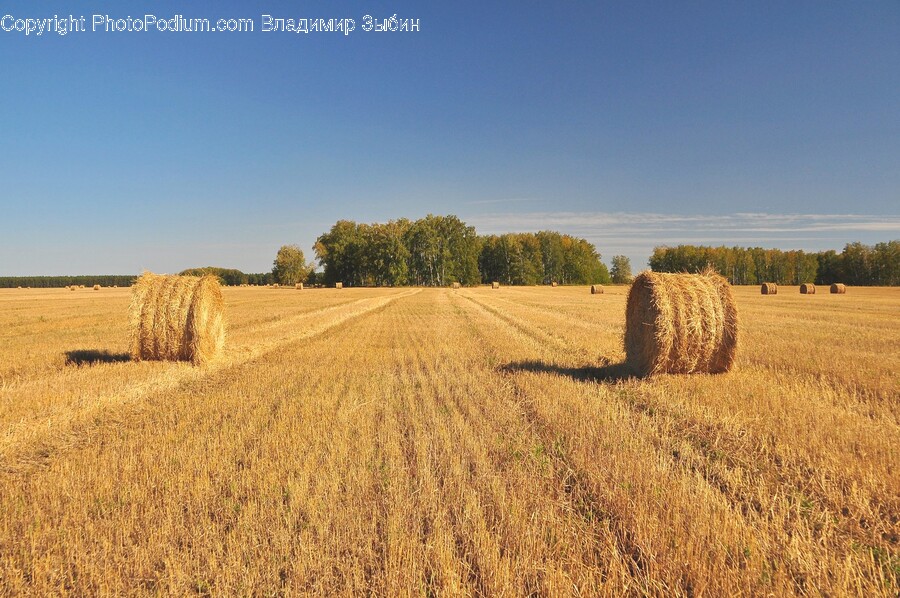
[648,241,900,286]
[313,215,609,286]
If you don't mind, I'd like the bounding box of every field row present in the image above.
[0,286,897,595]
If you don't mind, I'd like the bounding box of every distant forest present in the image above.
[313,215,610,287]
[650,241,900,286]
[2,223,897,288]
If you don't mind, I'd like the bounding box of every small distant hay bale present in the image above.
[551,281,558,287]
[129,272,226,365]
[69,286,76,291]
[295,283,304,290]
[451,282,461,289]
[335,282,343,289]
[830,283,846,294]
[590,284,603,295]
[625,270,738,376]
[761,282,777,295]
[93,284,101,291]
[491,281,500,289]
[800,283,816,294]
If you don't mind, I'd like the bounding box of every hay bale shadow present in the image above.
[65,349,131,366]
[501,359,639,383]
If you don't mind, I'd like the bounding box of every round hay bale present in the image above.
[129,272,226,365]
[624,270,738,376]
[590,284,603,295]
[830,283,846,294]
[93,284,101,291]
[761,282,777,295]
[551,281,558,287]
[295,283,304,290]
[800,283,816,294]
[335,282,343,289]
[491,281,500,289]
[451,282,461,289]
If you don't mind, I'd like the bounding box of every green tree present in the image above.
[610,255,632,284]
[272,245,311,285]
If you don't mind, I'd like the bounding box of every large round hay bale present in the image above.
[295,283,304,290]
[551,281,558,287]
[129,272,225,365]
[335,282,343,289]
[761,282,777,295]
[800,283,816,294]
[590,284,603,295]
[491,281,500,289]
[451,282,461,289]
[93,284,100,291]
[625,270,738,376]
[830,283,846,294]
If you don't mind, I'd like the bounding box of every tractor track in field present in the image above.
[453,291,900,565]
[0,289,421,474]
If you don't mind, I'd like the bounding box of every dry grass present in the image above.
[624,270,738,376]
[761,282,777,295]
[0,285,897,595]
[129,272,226,365]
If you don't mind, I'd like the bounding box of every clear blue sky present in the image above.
[2,1,898,275]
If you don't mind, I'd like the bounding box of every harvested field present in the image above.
[0,285,897,595]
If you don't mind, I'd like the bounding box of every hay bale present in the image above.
[761,282,777,295]
[295,283,304,290]
[69,286,76,291]
[128,272,226,365]
[830,283,846,294]
[551,281,558,287]
[451,282,461,289]
[800,283,816,294]
[624,270,738,376]
[93,284,101,291]
[335,282,343,289]
[491,281,500,289]
[590,284,603,295]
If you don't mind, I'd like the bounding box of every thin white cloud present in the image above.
[466,211,900,265]
[469,212,900,235]
[464,198,541,206]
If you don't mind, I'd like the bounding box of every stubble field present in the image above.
[0,285,897,596]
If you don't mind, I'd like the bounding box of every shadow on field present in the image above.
[501,359,638,383]
[65,349,131,366]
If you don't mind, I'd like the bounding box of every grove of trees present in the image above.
[312,215,610,287]
[648,241,900,286]
[610,255,633,284]
[271,245,314,285]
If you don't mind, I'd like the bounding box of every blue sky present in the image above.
[1,1,898,275]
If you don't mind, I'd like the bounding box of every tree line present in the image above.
[649,241,900,286]
[0,275,136,288]
[309,215,611,286]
